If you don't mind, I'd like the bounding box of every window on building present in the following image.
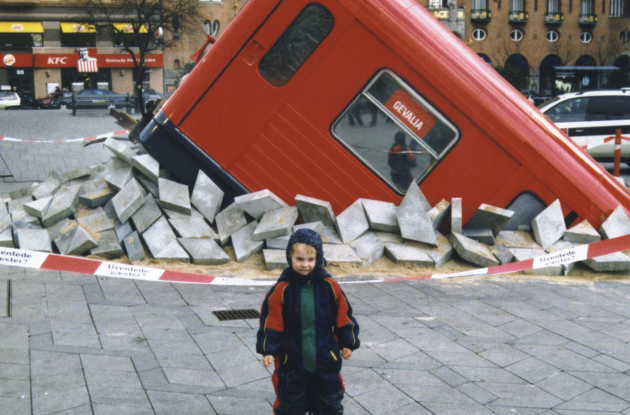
[331,70,460,193]
[510,0,525,11]
[174,59,180,70]
[472,0,487,8]
[0,33,37,50]
[546,30,559,41]
[581,0,593,13]
[510,29,524,41]
[610,0,623,15]
[547,0,560,12]
[203,20,219,36]
[61,33,96,47]
[259,4,334,87]
[472,28,487,40]
[580,31,593,42]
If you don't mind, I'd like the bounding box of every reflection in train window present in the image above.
[503,192,546,231]
[331,70,460,193]
[258,4,334,87]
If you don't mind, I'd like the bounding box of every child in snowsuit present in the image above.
[257,229,360,415]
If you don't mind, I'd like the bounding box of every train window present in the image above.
[258,4,334,87]
[332,70,460,193]
[503,192,546,231]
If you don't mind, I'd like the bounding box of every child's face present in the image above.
[291,243,316,276]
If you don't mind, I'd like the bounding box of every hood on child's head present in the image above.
[285,229,325,279]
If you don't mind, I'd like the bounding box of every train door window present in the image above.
[332,70,460,193]
[258,4,334,87]
[503,192,546,231]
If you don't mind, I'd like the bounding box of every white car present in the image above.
[538,89,630,164]
[0,92,20,110]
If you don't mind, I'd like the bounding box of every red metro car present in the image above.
[140,0,630,230]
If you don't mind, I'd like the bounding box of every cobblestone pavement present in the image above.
[1,110,630,415]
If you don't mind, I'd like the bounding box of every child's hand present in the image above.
[262,355,273,367]
[341,348,352,360]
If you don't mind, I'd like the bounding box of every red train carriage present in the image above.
[140,0,630,230]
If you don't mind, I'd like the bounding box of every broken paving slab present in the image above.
[78,182,115,208]
[41,184,83,228]
[448,232,499,268]
[322,244,362,265]
[215,202,247,246]
[178,238,229,265]
[162,207,203,220]
[294,221,324,234]
[253,206,299,241]
[8,195,33,214]
[11,209,40,226]
[191,170,224,224]
[104,136,136,163]
[295,195,336,227]
[397,206,437,247]
[266,234,291,250]
[400,184,432,212]
[232,221,264,262]
[155,240,189,263]
[17,229,51,252]
[451,198,463,234]
[32,175,61,200]
[123,231,145,262]
[66,226,97,256]
[374,231,404,244]
[131,154,159,182]
[46,218,76,241]
[465,204,514,236]
[361,199,399,233]
[104,157,134,192]
[23,197,52,219]
[546,239,578,275]
[90,230,123,259]
[141,216,177,258]
[423,232,454,268]
[62,166,90,182]
[130,194,162,234]
[158,178,191,215]
[600,205,630,240]
[12,221,42,247]
[114,219,134,243]
[462,228,495,245]
[168,217,218,241]
[350,231,384,266]
[532,199,566,250]
[583,252,630,272]
[263,249,288,270]
[235,189,288,221]
[491,244,514,265]
[0,210,10,233]
[111,179,145,224]
[336,199,370,244]
[320,226,343,245]
[384,242,434,266]
[77,211,114,233]
[0,229,13,247]
[10,185,36,201]
[564,219,601,244]
[495,231,541,249]
[135,171,159,198]
[429,199,450,231]
[509,247,563,276]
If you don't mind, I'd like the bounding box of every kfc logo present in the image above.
[47,57,67,65]
[3,54,16,67]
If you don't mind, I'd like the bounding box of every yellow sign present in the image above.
[61,23,96,33]
[113,23,148,33]
[0,22,44,33]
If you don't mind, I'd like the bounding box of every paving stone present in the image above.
[16,228,51,252]
[135,170,159,198]
[155,240,190,263]
[215,202,247,246]
[104,157,134,191]
[361,199,399,233]
[32,174,62,200]
[168,216,218,240]
[90,230,124,259]
[350,231,385,266]
[509,247,563,275]
[532,199,566,250]
[67,226,97,256]
[583,252,630,272]
[465,203,514,236]
[449,232,499,267]
[495,231,541,249]
[114,219,134,243]
[451,197,462,233]
[130,194,162,234]
[266,234,291,250]
[12,219,42,246]
[10,185,35,200]
[8,195,33,214]
[463,228,495,245]
[400,184,432,212]
[336,199,370,244]
[384,242,434,266]
[78,181,115,208]
[397,205,437,247]
[295,194,337,227]
[77,211,114,233]
[162,207,203,220]
[41,184,83,227]
[323,243,362,265]
[263,249,288,270]
[141,216,176,258]
[104,136,136,163]
[111,178,145,224]
[0,228,14,247]
[0,209,11,233]
[564,219,601,244]
[253,206,299,241]
[492,244,514,265]
[123,231,145,262]
[600,205,630,239]
[232,221,264,262]
[11,209,39,225]
[46,217,77,241]
[234,189,288,220]
[53,225,78,255]
[190,170,224,224]
[320,226,343,244]
[429,199,451,231]
[374,231,404,244]
[23,196,52,219]
[422,232,454,268]
[103,198,117,221]
[131,154,159,182]
[178,238,229,265]
[293,221,324,234]
[158,178,191,215]
[546,239,578,275]
[62,166,90,182]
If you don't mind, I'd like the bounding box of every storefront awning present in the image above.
[113,23,148,34]
[0,22,44,33]
[61,23,96,33]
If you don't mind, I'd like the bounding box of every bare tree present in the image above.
[81,0,203,116]
[547,36,576,66]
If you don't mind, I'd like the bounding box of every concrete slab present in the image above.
[32,175,61,200]
[0,209,10,233]
[266,234,291,250]
[320,226,343,245]
[322,244,362,265]
[423,232,454,268]
[361,199,399,233]
[45,218,76,241]
[397,206,437,247]
[178,238,230,265]
[215,203,247,246]
[509,247,564,276]
[465,204,514,236]
[114,219,134,243]
[90,230,124,259]
[103,198,117,221]
[462,228,495,245]
[400,184,431,212]
[384,242,435,266]
[350,231,385,266]
[295,195,336,227]
[66,226,97,256]
[294,221,324,234]
[158,178,191,215]
[0,228,14,247]
[495,231,541,249]
[532,199,566,250]
[492,244,514,265]
[235,189,288,221]
[191,170,224,224]
[131,154,159,182]
[155,240,190,263]
[130,194,162,234]
[50,220,78,255]
[77,211,114,233]
[232,221,264,262]
[429,199,450,231]
[600,205,630,239]
[78,181,115,208]
[168,217,218,241]
[111,178,145,224]
[141,216,176,258]
[449,232,499,268]
[11,209,40,225]
[16,228,51,252]
[123,231,145,262]
[104,137,136,163]
[62,166,90,182]
[583,252,630,272]
[263,249,288,270]
[135,170,159,198]
[104,158,134,192]
[253,206,299,241]
[12,220,42,248]
[336,199,370,244]
[564,219,601,244]
[451,197,462,234]
[8,195,33,214]
[23,196,52,219]
[162,207,203,220]
[9,184,36,200]
[546,239,578,275]
[41,184,82,227]
[374,231,404,244]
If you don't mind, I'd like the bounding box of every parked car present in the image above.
[130,91,164,112]
[0,92,20,110]
[37,91,73,109]
[520,89,550,106]
[52,89,128,110]
[539,89,630,164]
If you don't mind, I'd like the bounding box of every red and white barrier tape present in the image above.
[0,234,629,285]
[0,130,128,143]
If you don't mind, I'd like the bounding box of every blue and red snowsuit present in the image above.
[257,229,360,415]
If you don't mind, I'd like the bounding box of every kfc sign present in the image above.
[47,57,67,65]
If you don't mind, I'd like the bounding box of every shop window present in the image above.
[0,33,37,50]
[331,70,460,193]
[259,4,334,87]
[472,28,487,41]
[61,33,96,47]
[503,193,546,231]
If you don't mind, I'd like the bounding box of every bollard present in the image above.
[71,94,76,116]
[614,129,622,177]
